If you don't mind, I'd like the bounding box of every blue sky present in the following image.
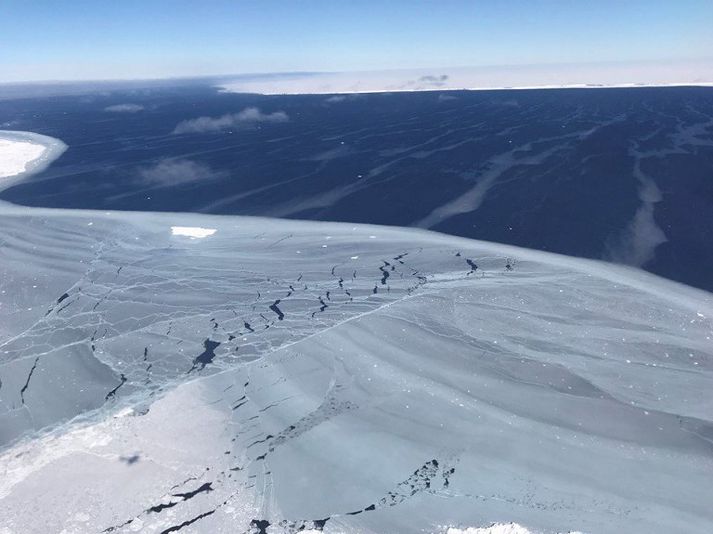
[2,0,712,82]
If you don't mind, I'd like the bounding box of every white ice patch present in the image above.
[447,524,532,534]
[171,226,217,239]
[0,130,67,189]
[445,524,584,534]
[0,139,45,179]
[217,60,713,96]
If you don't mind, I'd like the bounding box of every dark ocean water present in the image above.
[1,84,712,290]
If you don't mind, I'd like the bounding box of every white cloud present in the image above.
[138,158,225,187]
[173,107,289,134]
[104,103,144,113]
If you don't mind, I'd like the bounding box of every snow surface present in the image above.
[0,197,711,534]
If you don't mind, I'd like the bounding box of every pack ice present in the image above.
[0,199,712,532]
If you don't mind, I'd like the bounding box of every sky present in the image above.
[1,0,713,83]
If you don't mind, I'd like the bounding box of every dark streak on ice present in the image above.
[232,397,248,411]
[338,459,450,519]
[247,434,274,448]
[45,292,72,316]
[105,373,127,401]
[466,258,478,274]
[158,509,217,534]
[379,261,391,284]
[148,482,213,514]
[20,357,40,404]
[172,482,214,501]
[269,299,285,320]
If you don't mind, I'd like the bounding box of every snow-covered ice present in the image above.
[0,139,45,179]
[446,524,584,534]
[0,197,711,533]
[447,524,532,534]
[217,60,713,96]
[0,130,67,189]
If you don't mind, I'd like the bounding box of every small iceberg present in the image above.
[0,130,67,190]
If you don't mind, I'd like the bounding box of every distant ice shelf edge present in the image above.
[218,81,713,96]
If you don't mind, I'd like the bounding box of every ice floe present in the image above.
[0,199,711,533]
[0,130,67,190]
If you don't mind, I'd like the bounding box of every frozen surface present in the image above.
[447,525,532,534]
[217,61,713,95]
[0,139,44,179]
[0,131,67,188]
[0,201,712,533]
[446,524,583,534]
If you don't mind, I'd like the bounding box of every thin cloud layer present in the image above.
[138,158,225,187]
[173,107,288,134]
[104,103,144,113]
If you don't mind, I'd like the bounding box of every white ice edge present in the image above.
[0,130,67,190]
[446,524,584,534]
[215,60,713,96]
[219,81,713,96]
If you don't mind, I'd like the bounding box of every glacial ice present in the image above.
[0,197,711,534]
